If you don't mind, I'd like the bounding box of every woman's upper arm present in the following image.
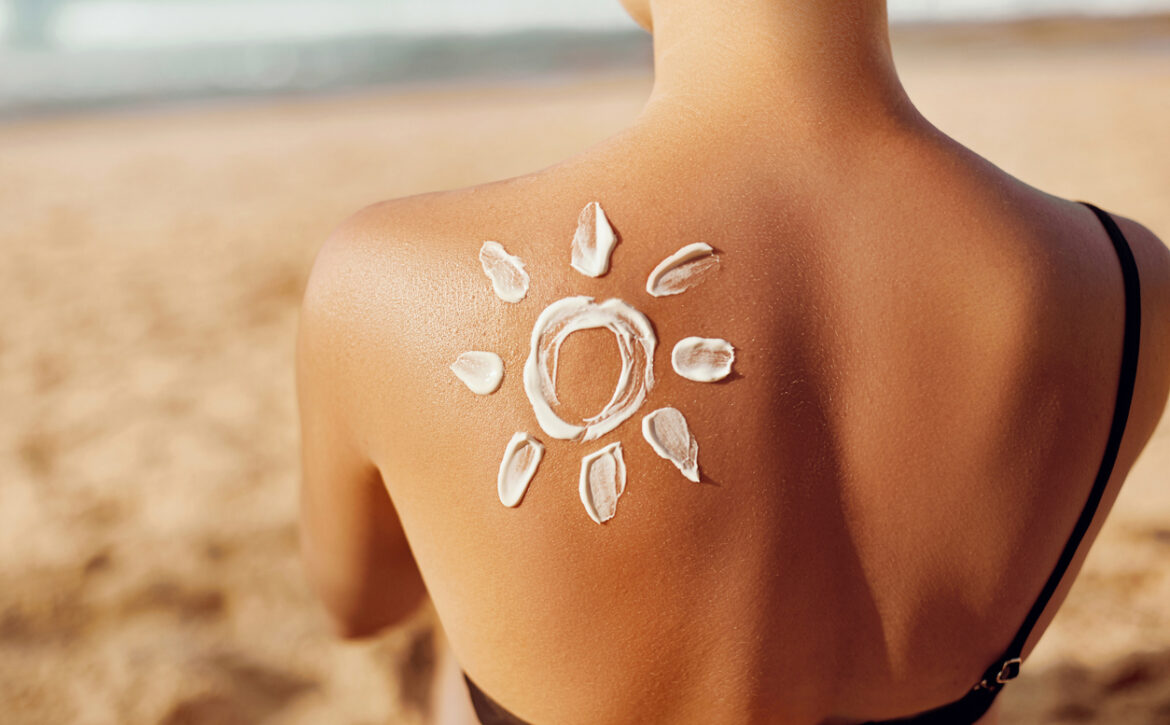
[295,225,428,638]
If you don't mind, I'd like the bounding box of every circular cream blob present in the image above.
[523,296,656,441]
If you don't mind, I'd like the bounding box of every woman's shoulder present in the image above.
[295,168,607,455]
[299,174,548,334]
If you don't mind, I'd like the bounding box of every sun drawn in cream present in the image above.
[452,201,735,524]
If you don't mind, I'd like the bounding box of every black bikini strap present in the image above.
[465,673,533,725]
[976,201,1143,691]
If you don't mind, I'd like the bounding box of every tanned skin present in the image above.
[297,1,1170,723]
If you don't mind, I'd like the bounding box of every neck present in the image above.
[637,0,921,139]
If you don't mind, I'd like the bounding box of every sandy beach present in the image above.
[1,17,1168,725]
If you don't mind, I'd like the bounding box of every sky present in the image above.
[2,0,1170,51]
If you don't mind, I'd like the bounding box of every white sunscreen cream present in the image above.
[498,432,544,507]
[646,242,720,297]
[642,407,700,482]
[579,441,626,524]
[672,337,735,382]
[570,202,617,277]
[524,296,656,441]
[479,241,529,303]
[450,351,504,395]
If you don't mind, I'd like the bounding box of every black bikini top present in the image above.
[462,201,1143,725]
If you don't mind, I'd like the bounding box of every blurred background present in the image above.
[1,1,1168,723]
[2,0,1170,115]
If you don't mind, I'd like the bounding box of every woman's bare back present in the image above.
[297,110,1170,724]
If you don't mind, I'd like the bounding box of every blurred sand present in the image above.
[1,17,1168,725]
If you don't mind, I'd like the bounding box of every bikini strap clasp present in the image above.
[973,657,1022,692]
